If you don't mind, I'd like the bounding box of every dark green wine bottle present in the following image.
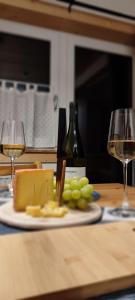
[63,102,86,178]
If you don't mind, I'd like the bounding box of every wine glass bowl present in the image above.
[107,108,135,217]
[0,120,26,195]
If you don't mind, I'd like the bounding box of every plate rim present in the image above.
[0,201,102,229]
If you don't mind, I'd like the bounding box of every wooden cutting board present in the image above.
[1,221,135,300]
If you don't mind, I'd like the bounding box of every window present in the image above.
[0,20,135,184]
[0,21,62,148]
[65,34,134,184]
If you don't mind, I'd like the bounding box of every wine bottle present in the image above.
[63,102,86,178]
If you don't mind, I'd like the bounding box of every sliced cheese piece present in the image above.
[25,205,68,218]
[41,206,68,218]
[14,169,54,211]
[26,205,43,217]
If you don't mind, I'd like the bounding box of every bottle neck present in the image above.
[69,102,78,131]
[67,102,84,155]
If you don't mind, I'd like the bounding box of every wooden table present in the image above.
[95,183,135,208]
[0,183,135,300]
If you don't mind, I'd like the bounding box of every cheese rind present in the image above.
[14,169,54,211]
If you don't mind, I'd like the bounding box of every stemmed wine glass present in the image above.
[0,120,26,195]
[107,108,135,217]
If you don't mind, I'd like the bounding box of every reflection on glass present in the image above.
[107,108,135,217]
[0,120,26,195]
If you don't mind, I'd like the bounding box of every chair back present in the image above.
[0,161,42,176]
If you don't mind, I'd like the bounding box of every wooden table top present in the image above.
[0,183,135,300]
[94,183,135,208]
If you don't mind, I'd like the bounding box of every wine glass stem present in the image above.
[122,161,129,209]
[11,157,15,186]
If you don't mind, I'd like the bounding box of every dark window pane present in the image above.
[0,32,50,85]
[75,46,132,184]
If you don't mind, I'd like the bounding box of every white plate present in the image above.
[0,197,11,203]
[0,201,102,229]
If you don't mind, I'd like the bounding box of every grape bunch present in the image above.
[53,176,94,210]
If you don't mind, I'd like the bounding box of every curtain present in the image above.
[34,91,56,147]
[0,81,57,148]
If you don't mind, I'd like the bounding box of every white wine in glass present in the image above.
[0,120,26,195]
[107,108,135,217]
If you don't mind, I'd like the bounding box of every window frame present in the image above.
[0,19,135,167]
[0,20,60,164]
[65,32,135,110]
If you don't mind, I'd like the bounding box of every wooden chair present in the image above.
[0,161,42,176]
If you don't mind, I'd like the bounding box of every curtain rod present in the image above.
[57,0,135,22]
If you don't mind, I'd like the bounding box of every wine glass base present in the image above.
[109,207,135,218]
[8,183,13,198]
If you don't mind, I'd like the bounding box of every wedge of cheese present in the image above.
[13,169,54,211]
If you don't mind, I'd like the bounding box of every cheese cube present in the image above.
[26,205,43,217]
[13,169,54,211]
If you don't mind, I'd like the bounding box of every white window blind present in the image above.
[0,80,57,148]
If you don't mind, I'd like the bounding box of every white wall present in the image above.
[79,0,135,17]
[43,0,135,22]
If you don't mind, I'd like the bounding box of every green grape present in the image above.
[61,176,94,210]
[53,189,56,200]
[79,176,89,188]
[71,189,81,200]
[70,179,81,190]
[65,178,72,184]
[64,183,71,190]
[86,184,94,194]
[68,200,76,209]
[53,177,56,189]
[77,198,88,210]
[81,184,93,199]
[62,189,72,202]
[72,176,80,181]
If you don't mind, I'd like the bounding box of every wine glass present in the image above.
[0,120,26,195]
[107,108,135,217]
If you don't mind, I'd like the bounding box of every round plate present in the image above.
[0,201,102,229]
